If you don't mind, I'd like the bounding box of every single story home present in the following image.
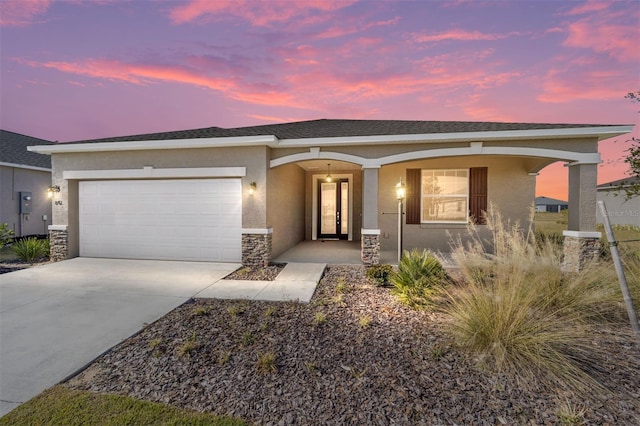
[535,196,568,213]
[596,177,640,226]
[1,130,53,237]
[28,119,633,271]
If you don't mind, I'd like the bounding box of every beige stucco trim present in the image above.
[29,136,278,154]
[562,230,602,239]
[242,228,273,234]
[275,126,632,147]
[48,225,68,231]
[361,229,381,235]
[62,166,246,180]
[270,144,602,170]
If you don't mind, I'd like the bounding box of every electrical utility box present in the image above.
[20,192,32,214]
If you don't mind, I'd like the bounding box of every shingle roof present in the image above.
[0,130,53,169]
[535,196,568,205]
[64,119,626,144]
[597,176,640,189]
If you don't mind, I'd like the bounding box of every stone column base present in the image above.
[361,230,381,266]
[561,231,601,273]
[242,229,272,267]
[49,225,69,262]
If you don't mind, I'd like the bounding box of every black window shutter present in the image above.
[469,167,488,224]
[406,169,421,224]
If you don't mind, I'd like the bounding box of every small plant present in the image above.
[314,312,327,325]
[304,361,317,374]
[177,333,198,359]
[12,237,49,262]
[192,306,210,316]
[263,306,276,317]
[366,264,393,286]
[260,322,269,331]
[148,338,163,350]
[358,315,371,328]
[390,249,448,308]
[347,366,367,379]
[0,223,14,248]
[431,346,445,361]
[241,331,255,346]
[335,277,348,293]
[217,351,231,365]
[256,352,277,374]
[227,304,244,318]
[556,399,586,425]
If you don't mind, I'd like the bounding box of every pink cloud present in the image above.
[411,29,521,43]
[561,0,611,16]
[315,16,400,39]
[0,0,50,27]
[169,0,356,26]
[538,67,630,103]
[563,20,638,62]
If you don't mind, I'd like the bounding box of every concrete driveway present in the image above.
[0,257,239,417]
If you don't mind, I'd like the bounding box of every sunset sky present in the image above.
[1,0,638,200]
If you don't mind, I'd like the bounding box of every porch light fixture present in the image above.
[395,178,406,201]
[325,163,332,182]
[395,178,405,263]
[248,181,257,195]
[47,185,60,199]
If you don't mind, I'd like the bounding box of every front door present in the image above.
[318,180,349,239]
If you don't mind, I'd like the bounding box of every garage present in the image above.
[79,179,242,262]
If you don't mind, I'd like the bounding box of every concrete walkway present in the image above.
[197,262,326,302]
[0,258,325,417]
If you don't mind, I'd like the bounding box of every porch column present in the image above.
[361,167,380,265]
[562,162,601,272]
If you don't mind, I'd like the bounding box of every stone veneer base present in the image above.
[361,234,380,266]
[49,228,69,262]
[242,233,272,267]
[562,234,601,273]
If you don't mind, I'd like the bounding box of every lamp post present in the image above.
[395,178,406,263]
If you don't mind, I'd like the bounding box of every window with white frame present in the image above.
[421,169,469,223]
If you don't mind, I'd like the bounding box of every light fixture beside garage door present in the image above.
[47,185,60,199]
[248,182,257,195]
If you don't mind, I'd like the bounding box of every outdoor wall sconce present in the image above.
[325,163,332,182]
[248,182,257,195]
[47,185,61,199]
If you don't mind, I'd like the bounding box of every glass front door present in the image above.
[318,180,349,239]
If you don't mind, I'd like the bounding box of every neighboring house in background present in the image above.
[596,177,640,226]
[28,119,632,270]
[535,196,568,213]
[0,130,54,237]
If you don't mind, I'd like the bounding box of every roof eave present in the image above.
[27,125,633,154]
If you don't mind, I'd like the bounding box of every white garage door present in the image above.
[79,179,242,262]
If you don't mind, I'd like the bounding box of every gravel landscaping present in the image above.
[65,265,640,425]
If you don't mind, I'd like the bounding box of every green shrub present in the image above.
[389,249,448,308]
[0,223,14,248]
[445,206,621,394]
[366,264,393,286]
[12,238,49,262]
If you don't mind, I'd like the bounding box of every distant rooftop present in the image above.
[598,176,640,189]
[535,196,568,205]
[0,129,53,169]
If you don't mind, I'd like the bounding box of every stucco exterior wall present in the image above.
[50,146,269,257]
[378,156,535,253]
[597,190,640,226]
[267,163,306,258]
[0,165,52,236]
